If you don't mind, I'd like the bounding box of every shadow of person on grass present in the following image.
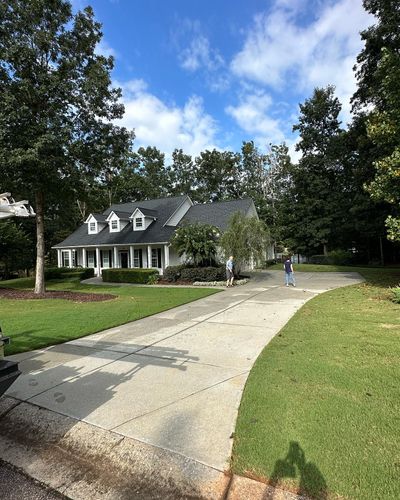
[269,441,327,499]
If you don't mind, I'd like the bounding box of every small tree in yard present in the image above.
[171,223,219,266]
[220,212,270,273]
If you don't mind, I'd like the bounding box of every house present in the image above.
[53,195,260,276]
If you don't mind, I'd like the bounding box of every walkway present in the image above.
[1,271,363,499]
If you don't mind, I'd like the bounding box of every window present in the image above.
[135,217,143,229]
[111,220,118,230]
[89,222,96,233]
[134,249,142,268]
[72,250,76,267]
[87,251,96,268]
[62,251,70,268]
[102,250,110,268]
[151,248,162,268]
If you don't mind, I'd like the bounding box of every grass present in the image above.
[0,277,219,356]
[232,266,400,499]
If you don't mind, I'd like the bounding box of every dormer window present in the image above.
[135,217,143,229]
[89,222,96,233]
[111,220,118,230]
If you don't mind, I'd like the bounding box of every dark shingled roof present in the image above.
[91,214,107,222]
[132,207,158,218]
[181,198,255,230]
[109,210,131,219]
[54,196,256,248]
[54,196,187,248]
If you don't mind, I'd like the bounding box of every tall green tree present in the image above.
[353,1,400,241]
[0,0,133,293]
[195,149,242,202]
[0,220,33,278]
[169,149,196,197]
[287,86,345,256]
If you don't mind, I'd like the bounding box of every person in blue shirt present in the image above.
[226,255,234,287]
[284,256,296,287]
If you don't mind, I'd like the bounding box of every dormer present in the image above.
[105,211,130,233]
[130,207,157,231]
[84,214,107,234]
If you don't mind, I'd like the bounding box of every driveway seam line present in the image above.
[110,370,249,431]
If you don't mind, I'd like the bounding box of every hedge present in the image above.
[44,267,95,280]
[102,268,159,284]
[163,264,187,282]
[180,266,225,282]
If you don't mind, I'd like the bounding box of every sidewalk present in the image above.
[0,271,363,499]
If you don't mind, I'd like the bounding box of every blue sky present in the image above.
[72,0,373,161]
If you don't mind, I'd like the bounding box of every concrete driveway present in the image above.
[5,270,363,473]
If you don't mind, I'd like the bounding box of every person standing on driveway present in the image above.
[226,255,234,287]
[284,256,296,287]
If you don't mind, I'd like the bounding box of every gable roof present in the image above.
[130,207,158,218]
[54,196,188,248]
[85,213,107,223]
[54,196,257,248]
[181,198,255,230]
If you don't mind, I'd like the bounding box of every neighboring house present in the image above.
[53,195,261,276]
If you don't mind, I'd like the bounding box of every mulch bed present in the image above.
[0,288,117,302]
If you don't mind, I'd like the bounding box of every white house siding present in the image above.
[164,197,193,227]
[168,247,181,267]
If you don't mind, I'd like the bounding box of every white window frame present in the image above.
[151,248,161,268]
[102,251,110,269]
[89,221,97,234]
[134,249,141,268]
[87,250,95,268]
[110,219,119,232]
[134,217,144,230]
[62,251,70,268]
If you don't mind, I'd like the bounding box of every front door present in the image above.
[120,251,128,268]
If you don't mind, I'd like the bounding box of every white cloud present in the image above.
[226,91,285,144]
[95,39,118,59]
[116,79,220,157]
[180,34,224,72]
[230,0,373,122]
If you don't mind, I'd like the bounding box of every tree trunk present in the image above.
[323,243,328,256]
[34,191,46,294]
[379,236,384,267]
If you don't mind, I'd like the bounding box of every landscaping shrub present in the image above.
[180,266,225,282]
[102,268,159,284]
[392,287,400,304]
[309,250,352,266]
[327,249,352,265]
[264,259,277,268]
[164,265,186,282]
[309,254,330,265]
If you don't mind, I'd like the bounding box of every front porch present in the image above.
[57,244,180,277]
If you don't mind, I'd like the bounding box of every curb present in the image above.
[0,396,303,500]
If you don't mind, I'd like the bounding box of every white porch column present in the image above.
[82,248,87,268]
[96,247,101,276]
[147,245,152,268]
[164,245,170,269]
[57,249,62,268]
[113,247,119,268]
[68,249,73,268]
[129,246,134,268]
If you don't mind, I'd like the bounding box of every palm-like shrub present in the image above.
[171,223,219,266]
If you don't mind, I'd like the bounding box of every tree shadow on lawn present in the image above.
[269,441,327,499]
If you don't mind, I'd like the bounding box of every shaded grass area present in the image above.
[1,277,219,355]
[232,267,400,499]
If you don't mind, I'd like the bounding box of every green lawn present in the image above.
[1,277,219,356]
[232,266,400,500]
